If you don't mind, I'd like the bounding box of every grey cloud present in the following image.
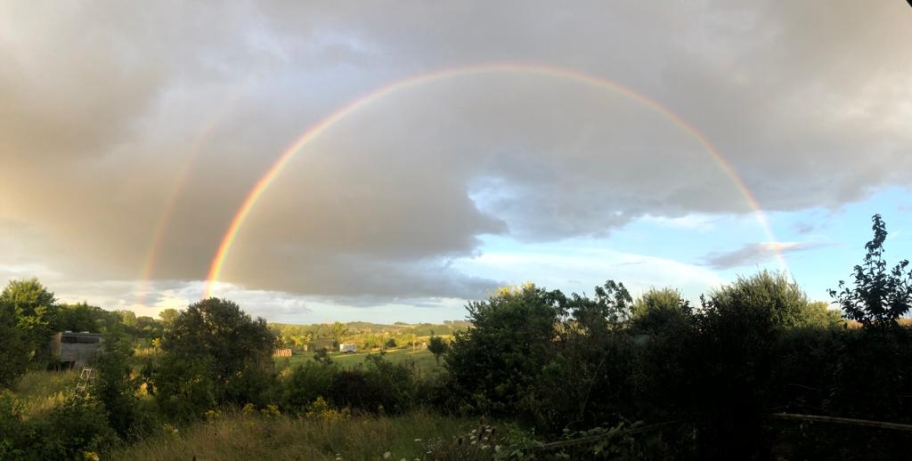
[704,241,833,270]
[2,1,911,304]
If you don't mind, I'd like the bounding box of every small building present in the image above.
[339,343,358,354]
[274,348,293,357]
[49,332,103,369]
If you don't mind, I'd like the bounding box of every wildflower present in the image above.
[383,452,392,459]
[414,438,422,442]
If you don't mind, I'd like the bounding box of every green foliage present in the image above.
[155,298,275,419]
[280,361,336,413]
[158,308,179,331]
[830,214,912,327]
[1,278,58,366]
[57,302,116,333]
[630,287,692,334]
[569,280,632,333]
[445,284,565,416]
[313,347,333,365]
[427,335,448,365]
[0,301,29,388]
[330,321,348,346]
[0,392,117,460]
[94,328,143,439]
[689,290,778,458]
[804,301,844,328]
[707,270,816,328]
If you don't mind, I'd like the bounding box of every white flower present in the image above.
[383,452,391,459]
[414,438,422,442]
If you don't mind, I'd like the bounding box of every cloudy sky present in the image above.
[2,1,911,323]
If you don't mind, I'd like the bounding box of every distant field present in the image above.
[275,348,444,378]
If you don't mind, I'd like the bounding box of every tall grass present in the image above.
[8,370,79,418]
[109,411,486,461]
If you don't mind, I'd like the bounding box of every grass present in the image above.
[6,369,79,418]
[276,348,444,379]
[108,411,492,461]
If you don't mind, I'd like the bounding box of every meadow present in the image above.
[276,348,445,378]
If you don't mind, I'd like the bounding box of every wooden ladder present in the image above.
[74,366,96,393]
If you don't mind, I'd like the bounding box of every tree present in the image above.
[1,278,58,365]
[158,308,179,330]
[57,302,113,333]
[155,298,275,417]
[445,283,565,415]
[830,214,912,327]
[708,270,814,328]
[803,301,844,328]
[569,280,632,333]
[94,326,140,438]
[0,300,29,388]
[427,335,448,365]
[330,321,348,347]
[631,287,692,334]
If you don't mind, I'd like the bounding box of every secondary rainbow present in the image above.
[205,63,787,298]
[135,69,272,308]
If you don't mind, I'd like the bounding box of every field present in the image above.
[276,348,445,378]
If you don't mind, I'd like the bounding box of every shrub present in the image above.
[280,361,337,413]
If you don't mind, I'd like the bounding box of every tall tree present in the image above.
[427,334,448,365]
[0,278,58,365]
[830,214,912,327]
[330,321,348,346]
[155,298,275,417]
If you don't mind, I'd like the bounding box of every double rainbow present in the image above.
[178,63,786,299]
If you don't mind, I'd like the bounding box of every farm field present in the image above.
[276,348,444,378]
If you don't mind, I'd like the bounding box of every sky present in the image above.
[1,1,911,324]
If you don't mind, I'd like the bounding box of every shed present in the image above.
[49,332,103,368]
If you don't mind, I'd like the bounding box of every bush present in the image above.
[327,354,417,415]
[280,361,337,413]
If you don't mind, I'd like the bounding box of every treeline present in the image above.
[270,320,470,352]
[2,214,912,459]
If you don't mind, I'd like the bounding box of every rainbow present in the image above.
[136,72,267,308]
[204,63,787,298]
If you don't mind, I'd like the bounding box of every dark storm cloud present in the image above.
[2,1,910,301]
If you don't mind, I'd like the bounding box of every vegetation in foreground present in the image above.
[2,214,912,460]
[108,410,503,461]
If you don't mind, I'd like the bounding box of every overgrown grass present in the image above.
[8,370,79,418]
[109,411,489,461]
